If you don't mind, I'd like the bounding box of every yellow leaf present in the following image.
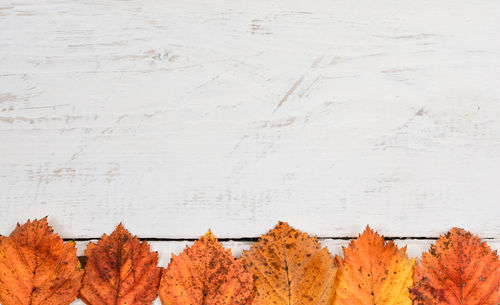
[334,226,415,305]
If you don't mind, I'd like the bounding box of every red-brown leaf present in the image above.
[79,223,162,305]
[410,227,500,305]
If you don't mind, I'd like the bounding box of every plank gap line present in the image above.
[61,236,497,242]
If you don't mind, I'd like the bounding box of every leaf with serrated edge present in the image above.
[333,226,415,305]
[410,227,500,305]
[241,221,337,305]
[0,217,83,305]
[158,230,253,305]
[79,223,162,305]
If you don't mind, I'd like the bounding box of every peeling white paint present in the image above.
[0,0,499,244]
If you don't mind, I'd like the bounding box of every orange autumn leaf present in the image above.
[333,226,415,305]
[241,221,338,305]
[79,223,162,305]
[158,230,253,305]
[0,217,83,305]
[410,227,500,305]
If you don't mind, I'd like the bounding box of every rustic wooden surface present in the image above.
[1,1,499,303]
[1,3,499,300]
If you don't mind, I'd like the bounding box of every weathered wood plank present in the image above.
[1,0,500,238]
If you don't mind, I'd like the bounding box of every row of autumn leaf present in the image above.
[0,218,498,305]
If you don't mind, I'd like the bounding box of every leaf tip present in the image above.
[363,224,376,235]
[114,222,132,237]
[275,221,296,233]
[204,229,215,240]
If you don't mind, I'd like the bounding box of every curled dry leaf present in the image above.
[241,221,337,305]
[410,227,500,305]
[79,223,162,305]
[333,226,415,305]
[158,230,253,305]
[0,217,83,305]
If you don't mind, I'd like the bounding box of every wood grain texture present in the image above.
[1,0,500,239]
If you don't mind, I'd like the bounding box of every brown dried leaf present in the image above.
[79,223,162,305]
[158,230,253,305]
[241,221,338,305]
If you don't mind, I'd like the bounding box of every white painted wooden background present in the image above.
[1,0,500,303]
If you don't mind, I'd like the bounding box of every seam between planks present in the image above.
[63,236,498,242]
